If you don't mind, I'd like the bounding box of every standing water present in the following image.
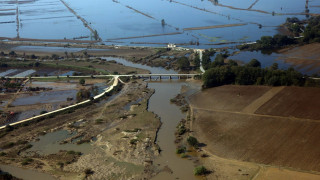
[0,164,56,180]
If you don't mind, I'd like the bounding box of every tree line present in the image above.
[238,16,320,51]
[202,56,319,88]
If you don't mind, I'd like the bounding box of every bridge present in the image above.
[0,48,206,129]
[3,73,200,80]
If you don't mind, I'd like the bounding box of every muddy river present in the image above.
[106,56,198,179]
[148,81,196,179]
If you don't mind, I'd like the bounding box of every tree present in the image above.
[177,57,190,70]
[83,51,88,57]
[187,136,199,147]
[93,30,99,41]
[227,60,238,66]
[211,54,225,67]
[161,19,165,27]
[34,62,40,67]
[51,54,59,60]
[31,54,37,59]
[271,63,279,70]
[8,51,16,57]
[193,54,200,68]
[247,59,261,68]
[257,36,274,49]
[76,89,91,102]
[79,78,85,86]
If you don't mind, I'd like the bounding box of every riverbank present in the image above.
[0,41,199,72]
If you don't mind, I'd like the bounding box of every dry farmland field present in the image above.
[190,85,320,177]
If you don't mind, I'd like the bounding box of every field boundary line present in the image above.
[242,86,285,114]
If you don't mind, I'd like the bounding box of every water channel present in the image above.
[104,56,198,179]
[0,56,198,179]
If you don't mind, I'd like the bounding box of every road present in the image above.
[0,76,119,130]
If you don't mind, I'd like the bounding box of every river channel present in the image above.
[0,57,199,179]
[105,56,199,179]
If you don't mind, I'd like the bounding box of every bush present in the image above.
[40,110,48,115]
[130,139,138,145]
[177,57,190,70]
[95,119,103,124]
[5,125,14,132]
[187,136,198,147]
[67,150,75,155]
[57,162,64,168]
[2,142,15,149]
[181,153,188,158]
[194,166,208,176]
[177,125,186,135]
[79,78,85,85]
[176,146,186,154]
[84,168,94,176]
[21,158,33,165]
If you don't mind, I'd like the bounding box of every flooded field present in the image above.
[11,89,77,106]
[26,130,92,155]
[228,45,320,75]
[11,46,86,53]
[1,0,319,48]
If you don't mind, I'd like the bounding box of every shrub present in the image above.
[130,139,138,145]
[67,150,75,155]
[194,166,208,176]
[21,158,33,165]
[178,125,186,135]
[95,119,103,124]
[2,142,15,149]
[79,78,85,85]
[57,162,64,168]
[84,168,94,176]
[181,153,188,158]
[187,136,198,147]
[176,146,186,154]
[40,110,48,115]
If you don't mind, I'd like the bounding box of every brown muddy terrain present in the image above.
[190,85,320,179]
[0,79,161,179]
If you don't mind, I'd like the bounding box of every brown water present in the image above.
[25,130,92,156]
[0,164,56,180]
[148,80,196,180]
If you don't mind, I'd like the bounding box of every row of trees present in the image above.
[202,57,317,88]
[239,34,297,51]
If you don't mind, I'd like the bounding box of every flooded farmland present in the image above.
[0,0,319,48]
[0,0,320,179]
